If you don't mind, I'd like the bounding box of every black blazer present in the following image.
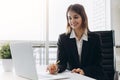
[57,32,107,80]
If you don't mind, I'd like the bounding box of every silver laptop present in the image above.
[10,42,71,80]
[10,42,38,80]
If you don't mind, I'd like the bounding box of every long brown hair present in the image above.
[66,4,89,34]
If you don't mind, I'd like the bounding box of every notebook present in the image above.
[10,42,69,80]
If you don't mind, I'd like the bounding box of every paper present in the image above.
[38,72,69,80]
[38,70,96,80]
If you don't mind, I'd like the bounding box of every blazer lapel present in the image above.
[81,40,89,64]
[69,38,80,64]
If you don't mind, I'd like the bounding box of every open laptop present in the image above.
[10,42,38,80]
[10,42,70,80]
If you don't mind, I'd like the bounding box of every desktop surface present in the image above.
[1,65,120,80]
[0,65,97,80]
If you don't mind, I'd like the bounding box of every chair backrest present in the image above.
[93,30,115,80]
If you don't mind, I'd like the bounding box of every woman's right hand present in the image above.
[71,68,85,75]
[46,63,58,74]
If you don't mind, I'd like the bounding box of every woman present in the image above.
[47,4,107,80]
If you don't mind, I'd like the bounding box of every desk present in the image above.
[0,65,119,80]
[0,65,94,80]
[0,65,27,80]
[0,72,27,80]
[0,68,95,80]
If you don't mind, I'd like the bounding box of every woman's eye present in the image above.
[68,16,79,20]
[74,16,78,19]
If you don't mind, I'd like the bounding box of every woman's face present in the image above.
[68,11,82,30]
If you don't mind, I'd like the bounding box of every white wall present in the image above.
[111,0,120,71]
[115,48,120,71]
[111,0,120,46]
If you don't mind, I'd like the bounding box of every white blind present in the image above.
[90,0,111,31]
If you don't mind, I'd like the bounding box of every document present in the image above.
[38,72,69,80]
[38,70,96,80]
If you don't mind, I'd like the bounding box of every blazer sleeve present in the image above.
[82,34,106,80]
[57,34,68,73]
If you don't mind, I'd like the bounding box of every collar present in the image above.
[70,29,88,41]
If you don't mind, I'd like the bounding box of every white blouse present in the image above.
[70,30,88,61]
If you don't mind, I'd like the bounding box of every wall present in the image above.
[111,0,120,46]
[111,0,120,71]
[115,48,120,71]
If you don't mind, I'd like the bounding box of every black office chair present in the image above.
[93,30,115,80]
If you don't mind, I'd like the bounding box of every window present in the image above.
[0,0,45,41]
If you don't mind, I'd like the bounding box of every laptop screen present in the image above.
[10,42,38,80]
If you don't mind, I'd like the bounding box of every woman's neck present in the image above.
[74,28,84,40]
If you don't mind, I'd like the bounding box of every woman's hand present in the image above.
[71,68,85,75]
[46,63,58,74]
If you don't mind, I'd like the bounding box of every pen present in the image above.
[56,60,60,64]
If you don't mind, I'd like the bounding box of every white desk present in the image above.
[1,65,119,80]
[0,65,27,80]
[0,72,27,80]
[0,65,96,80]
[0,69,95,80]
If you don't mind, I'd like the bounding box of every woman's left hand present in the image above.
[71,68,85,75]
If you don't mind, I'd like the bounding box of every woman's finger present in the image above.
[76,68,81,73]
[47,63,58,74]
[71,69,76,73]
[79,69,85,75]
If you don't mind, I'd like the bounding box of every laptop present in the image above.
[10,42,38,80]
[10,42,71,80]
